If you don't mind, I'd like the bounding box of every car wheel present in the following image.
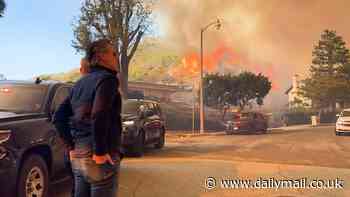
[252,125,259,134]
[224,125,230,134]
[335,130,340,136]
[155,128,165,149]
[17,154,49,197]
[262,124,268,134]
[225,129,232,135]
[130,130,145,157]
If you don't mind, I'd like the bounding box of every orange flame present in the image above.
[170,44,279,91]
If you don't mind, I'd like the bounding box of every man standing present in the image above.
[53,39,123,197]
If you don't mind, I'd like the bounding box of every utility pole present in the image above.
[199,19,221,134]
[200,30,205,134]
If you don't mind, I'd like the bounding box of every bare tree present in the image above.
[72,0,153,98]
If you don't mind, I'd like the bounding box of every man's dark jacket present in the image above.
[53,65,123,156]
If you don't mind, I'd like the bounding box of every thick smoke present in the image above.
[155,0,350,110]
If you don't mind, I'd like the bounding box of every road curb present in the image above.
[166,131,226,138]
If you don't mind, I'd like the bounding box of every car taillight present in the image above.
[0,130,11,144]
[0,88,11,93]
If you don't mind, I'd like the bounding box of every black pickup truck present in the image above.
[0,80,166,197]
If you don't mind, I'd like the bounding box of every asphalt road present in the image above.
[52,125,350,197]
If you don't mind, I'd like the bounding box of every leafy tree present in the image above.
[289,97,311,110]
[301,30,350,111]
[311,30,350,73]
[204,73,234,120]
[0,0,5,17]
[204,72,272,120]
[72,0,154,99]
[235,72,271,110]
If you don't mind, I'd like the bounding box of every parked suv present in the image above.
[0,80,166,196]
[335,109,350,135]
[122,99,166,156]
[226,112,268,134]
[0,80,73,196]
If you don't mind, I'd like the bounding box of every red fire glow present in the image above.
[170,44,279,91]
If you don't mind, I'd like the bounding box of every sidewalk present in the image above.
[271,123,334,131]
[167,124,335,138]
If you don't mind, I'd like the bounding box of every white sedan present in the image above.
[335,109,350,135]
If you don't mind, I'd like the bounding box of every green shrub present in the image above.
[283,109,338,125]
[283,110,316,126]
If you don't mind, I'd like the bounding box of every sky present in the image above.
[2,0,350,85]
[157,0,350,79]
[1,0,350,110]
[0,0,84,79]
[0,1,168,80]
[155,0,350,109]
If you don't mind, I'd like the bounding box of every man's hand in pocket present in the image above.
[69,150,74,160]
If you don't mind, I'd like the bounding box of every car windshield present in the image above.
[122,100,142,115]
[0,85,48,114]
[341,111,350,117]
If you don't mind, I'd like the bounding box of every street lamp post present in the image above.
[199,19,221,134]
